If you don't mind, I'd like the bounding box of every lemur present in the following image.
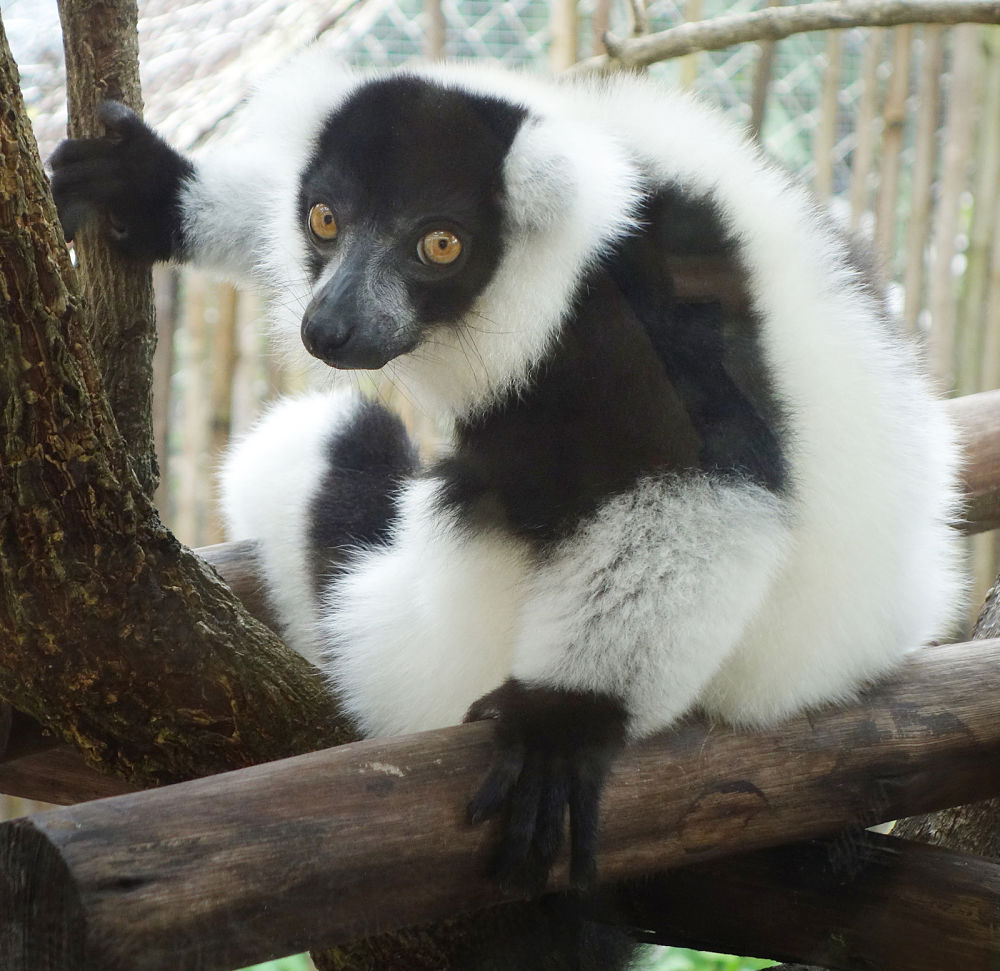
[50,50,965,969]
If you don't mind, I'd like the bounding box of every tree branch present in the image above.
[570,0,1000,73]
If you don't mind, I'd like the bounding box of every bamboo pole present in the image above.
[955,34,1000,620]
[174,273,209,546]
[813,17,844,199]
[749,0,784,141]
[849,29,885,229]
[549,0,579,71]
[874,26,912,268]
[230,291,264,438]
[591,0,613,56]
[424,0,446,60]
[980,162,1000,395]
[928,25,983,387]
[902,26,945,331]
[971,177,1000,611]
[624,0,649,39]
[678,0,703,89]
[959,29,1000,395]
[205,284,239,545]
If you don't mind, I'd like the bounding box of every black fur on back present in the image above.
[611,186,791,493]
[434,182,789,548]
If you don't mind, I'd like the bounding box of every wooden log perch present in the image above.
[3,639,1000,971]
[572,0,1000,73]
[610,831,1000,971]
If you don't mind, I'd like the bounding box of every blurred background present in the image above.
[3,2,998,967]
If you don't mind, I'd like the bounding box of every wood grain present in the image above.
[608,831,1000,970]
[3,639,1000,970]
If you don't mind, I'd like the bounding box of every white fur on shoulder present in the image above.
[513,476,789,737]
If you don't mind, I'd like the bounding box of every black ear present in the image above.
[468,94,526,154]
[49,101,194,262]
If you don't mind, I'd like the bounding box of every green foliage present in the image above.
[637,945,777,971]
[234,954,314,971]
[233,944,778,970]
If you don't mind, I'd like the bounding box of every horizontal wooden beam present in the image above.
[949,389,1000,533]
[609,831,1000,971]
[3,639,1000,970]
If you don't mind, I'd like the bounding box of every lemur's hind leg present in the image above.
[220,390,419,666]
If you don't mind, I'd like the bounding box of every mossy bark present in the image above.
[56,0,158,497]
[0,10,355,790]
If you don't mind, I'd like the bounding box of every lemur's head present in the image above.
[295,71,640,413]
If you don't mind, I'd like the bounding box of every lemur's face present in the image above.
[296,77,525,370]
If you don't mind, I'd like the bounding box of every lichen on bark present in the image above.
[0,12,355,790]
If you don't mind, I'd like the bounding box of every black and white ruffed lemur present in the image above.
[50,51,965,970]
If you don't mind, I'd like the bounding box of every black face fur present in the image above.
[296,77,526,368]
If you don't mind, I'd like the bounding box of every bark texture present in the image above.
[0,13,354,790]
[57,0,159,497]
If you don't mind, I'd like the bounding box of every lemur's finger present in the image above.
[97,100,144,138]
[467,740,524,824]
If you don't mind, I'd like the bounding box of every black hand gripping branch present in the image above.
[465,678,627,894]
[49,100,193,262]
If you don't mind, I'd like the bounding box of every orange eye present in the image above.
[418,230,462,266]
[308,203,338,240]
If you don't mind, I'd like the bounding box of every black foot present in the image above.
[465,679,627,893]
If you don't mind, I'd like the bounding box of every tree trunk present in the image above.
[56,0,159,498]
[0,7,353,792]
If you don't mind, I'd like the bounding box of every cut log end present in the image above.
[0,818,87,971]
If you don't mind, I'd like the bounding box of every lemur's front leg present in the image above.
[465,476,790,893]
